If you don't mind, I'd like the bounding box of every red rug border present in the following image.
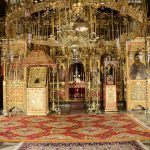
[0,138,150,143]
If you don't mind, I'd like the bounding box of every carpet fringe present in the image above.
[0,138,150,143]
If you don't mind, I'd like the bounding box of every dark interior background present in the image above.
[0,0,6,18]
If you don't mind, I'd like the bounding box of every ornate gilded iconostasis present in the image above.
[1,0,150,115]
[126,37,150,111]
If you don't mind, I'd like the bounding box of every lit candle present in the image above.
[89,72,90,89]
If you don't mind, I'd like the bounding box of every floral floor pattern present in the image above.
[0,113,150,142]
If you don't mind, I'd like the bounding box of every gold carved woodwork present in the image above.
[126,80,147,110]
[6,0,143,32]
[9,40,26,53]
[147,80,150,110]
[130,84,146,100]
[2,39,27,114]
[126,37,148,111]
[49,83,67,101]
[4,39,26,81]
[5,81,26,112]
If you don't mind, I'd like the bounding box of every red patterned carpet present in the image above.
[0,114,150,142]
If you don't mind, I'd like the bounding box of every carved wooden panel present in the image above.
[104,85,117,111]
[131,84,146,100]
[147,80,150,110]
[6,86,24,102]
[6,82,26,111]
[127,80,147,110]
[27,88,48,115]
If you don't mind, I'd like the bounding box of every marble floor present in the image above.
[0,109,149,150]
[128,110,150,150]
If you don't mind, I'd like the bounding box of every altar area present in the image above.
[1,0,150,115]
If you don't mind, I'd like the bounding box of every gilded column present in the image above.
[147,80,150,111]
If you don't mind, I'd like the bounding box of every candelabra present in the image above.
[95,82,101,114]
[87,72,92,113]
[87,71,101,114]
[56,72,61,114]
[50,68,60,114]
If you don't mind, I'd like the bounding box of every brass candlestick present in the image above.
[56,72,61,114]
[51,68,56,112]
[95,82,101,114]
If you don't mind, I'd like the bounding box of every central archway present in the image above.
[69,62,85,100]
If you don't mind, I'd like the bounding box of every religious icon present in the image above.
[28,67,47,87]
[130,52,147,80]
[58,65,65,82]
[106,64,114,85]
[106,64,113,75]
[106,75,114,85]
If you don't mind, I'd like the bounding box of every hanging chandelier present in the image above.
[5,0,145,53]
[73,18,89,32]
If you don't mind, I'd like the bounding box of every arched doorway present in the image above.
[69,62,85,100]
